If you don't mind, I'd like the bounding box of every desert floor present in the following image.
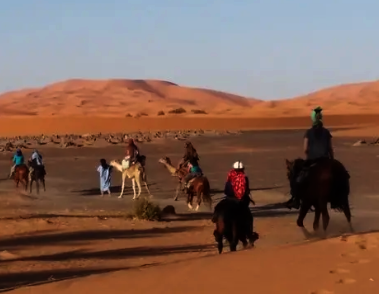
[0,128,379,293]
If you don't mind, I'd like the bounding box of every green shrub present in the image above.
[132,198,161,221]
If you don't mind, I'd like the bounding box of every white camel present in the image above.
[109,160,152,199]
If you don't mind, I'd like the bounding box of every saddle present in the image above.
[185,173,203,188]
[296,161,317,184]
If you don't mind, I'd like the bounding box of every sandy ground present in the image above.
[0,130,379,293]
[0,115,378,136]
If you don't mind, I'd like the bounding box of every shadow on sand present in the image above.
[163,201,297,222]
[72,183,157,196]
[0,266,142,292]
[0,226,203,250]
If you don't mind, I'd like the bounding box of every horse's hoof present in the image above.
[118,196,123,199]
[195,205,199,211]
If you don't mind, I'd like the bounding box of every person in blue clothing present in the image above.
[183,161,203,191]
[9,149,25,178]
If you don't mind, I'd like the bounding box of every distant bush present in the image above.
[132,198,161,221]
[125,113,132,117]
[168,107,186,114]
[157,110,165,116]
[191,109,207,114]
[134,112,148,118]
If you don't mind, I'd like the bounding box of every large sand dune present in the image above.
[0,79,262,117]
[1,79,379,118]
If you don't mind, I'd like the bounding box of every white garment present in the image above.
[233,161,243,169]
[31,152,43,165]
[122,156,130,169]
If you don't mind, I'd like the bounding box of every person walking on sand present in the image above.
[97,158,113,196]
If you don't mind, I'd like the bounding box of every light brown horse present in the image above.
[13,164,29,191]
[158,157,212,210]
[186,176,212,211]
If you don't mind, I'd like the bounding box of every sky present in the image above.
[1,0,379,100]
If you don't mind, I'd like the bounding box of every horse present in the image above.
[212,197,259,254]
[185,176,212,211]
[285,157,352,237]
[28,160,46,194]
[12,164,29,191]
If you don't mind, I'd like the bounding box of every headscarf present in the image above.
[16,148,22,156]
[226,169,246,200]
[184,141,199,162]
[311,106,323,126]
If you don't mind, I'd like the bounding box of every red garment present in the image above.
[226,169,246,199]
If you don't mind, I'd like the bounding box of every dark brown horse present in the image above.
[212,197,259,254]
[13,164,29,191]
[28,160,46,194]
[186,176,212,211]
[285,157,352,237]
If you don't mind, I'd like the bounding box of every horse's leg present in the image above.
[297,200,312,239]
[42,178,46,192]
[195,191,202,211]
[229,222,238,252]
[320,204,330,238]
[118,173,126,198]
[342,204,353,232]
[174,182,181,201]
[29,179,33,193]
[131,178,137,200]
[187,192,193,210]
[313,206,321,232]
[214,219,224,254]
[36,179,40,195]
[24,177,28,192]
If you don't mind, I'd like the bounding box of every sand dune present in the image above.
[1,79,379,118]
[0,79,262,117]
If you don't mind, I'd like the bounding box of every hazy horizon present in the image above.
[1,0,378,100]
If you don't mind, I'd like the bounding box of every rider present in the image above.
[9,148,25,178]
[178,141,201,188]
[123,139,140,169]
[224,161,258,244]
[29,149,45,181]
[287,106,334,209]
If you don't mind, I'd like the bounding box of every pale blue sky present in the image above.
[1,0,378,100]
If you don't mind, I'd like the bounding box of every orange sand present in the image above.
[1,78,379,136]
[10,231,379,294]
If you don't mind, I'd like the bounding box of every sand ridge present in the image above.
[1,78,379,118]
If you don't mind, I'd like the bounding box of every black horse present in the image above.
[28,159,46,194]
[212,197,259,254]
[285,157,352,237]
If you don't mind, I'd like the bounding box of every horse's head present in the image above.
[285,158,305,181]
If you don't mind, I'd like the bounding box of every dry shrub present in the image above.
[168,107,186,114]
[132,198,161,221]
[134,112,148,118]
[157,110,165,116]
[191,109,207,114]
[125,113,132,117]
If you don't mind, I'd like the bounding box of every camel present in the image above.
[158,157,189,201]
[109,160,152,199]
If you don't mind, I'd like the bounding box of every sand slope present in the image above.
[0,79,262,117]
[2,79,379,118]
[253,80,379,116]
[10,232,379,294]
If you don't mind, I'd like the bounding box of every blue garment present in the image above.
[190,165,202,173]
[97,164,112,192]
[13,154,24,166]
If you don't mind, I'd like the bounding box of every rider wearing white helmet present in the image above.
[224,161,258,244]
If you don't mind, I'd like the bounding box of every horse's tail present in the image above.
[332,160,351,211]
[202,177,212,209]
[138,165,147,182]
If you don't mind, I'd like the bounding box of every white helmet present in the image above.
[233,161,244,169]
